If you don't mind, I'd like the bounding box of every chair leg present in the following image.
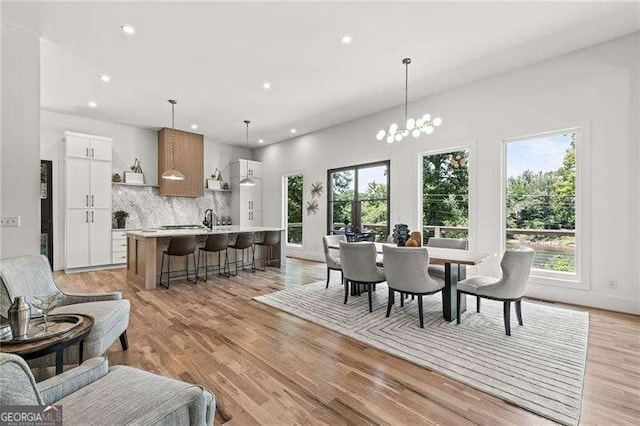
[386,288,394,317]
[326,268,330,289]
[343,280,349,304]
[119,331,129,351]
[476,296,481,313]
[367,285,373,313]
[190,252,197,284]
[504,301,511,336]
[456,291,461,324]
[418,295,424,328]
[400,293,404,307]
[515,300,523,325]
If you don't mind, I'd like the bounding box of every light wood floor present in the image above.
[54,258,640,425]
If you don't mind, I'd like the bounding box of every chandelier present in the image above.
[376,58,442,143]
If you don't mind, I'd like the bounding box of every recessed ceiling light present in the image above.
[88,101,97,108]
[258,139,264,144]
[191,124,198,130]
[100,74,111,82]
[290,128,296,134]
[341,34,352,44]
[262,82,271,90]
[121,25,135,35]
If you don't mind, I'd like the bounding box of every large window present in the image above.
[327,161,390,242]
[421,150,470,245]
[286,174,303,245]
[505,131,577,274]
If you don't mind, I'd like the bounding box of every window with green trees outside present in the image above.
[286,174,303,245]
[505,131,577,273]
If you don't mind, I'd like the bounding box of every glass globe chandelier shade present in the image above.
[162,99,185,181]
[239,120,256,186]
[375,58,443,143]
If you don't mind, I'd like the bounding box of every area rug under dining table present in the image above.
[254,280,589,425]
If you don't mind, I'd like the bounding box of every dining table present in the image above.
[328,242,495,322]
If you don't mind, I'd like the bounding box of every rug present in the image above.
[254,280,588,425]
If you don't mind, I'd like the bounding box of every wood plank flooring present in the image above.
[53,258,640,425]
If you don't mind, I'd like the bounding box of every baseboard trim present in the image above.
[526,283,640,315]
[64,264,125,274]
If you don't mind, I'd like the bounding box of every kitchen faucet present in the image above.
[203,209,214,230]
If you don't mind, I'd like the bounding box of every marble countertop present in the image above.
[127,226,284,238]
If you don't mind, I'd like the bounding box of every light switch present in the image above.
[0,216,21,227]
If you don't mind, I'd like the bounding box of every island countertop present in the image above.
[127,226,284,238]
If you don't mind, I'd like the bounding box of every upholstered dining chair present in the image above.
[0,255,130,372]
[322,235,345,288]
[426,237,468,281]
[382,246,445,328]
[456,248,535,336]
[339,241,386,313]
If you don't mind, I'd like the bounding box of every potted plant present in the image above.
[113,210,129,229]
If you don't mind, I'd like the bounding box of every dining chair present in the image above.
[197,233,230,280]
[160,236,197,288]
[382,245,445,328]
[456,248,535,336]
[322,235,345,288]
[339,241,386,313]
[426,237,468,281]
[229,233,256,276]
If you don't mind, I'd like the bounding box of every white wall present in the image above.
[0,23,41,259]
[256,33,640,314]
[41,110,249,269]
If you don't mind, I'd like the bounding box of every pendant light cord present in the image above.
[404,59,409,125]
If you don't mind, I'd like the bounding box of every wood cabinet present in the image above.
[158,128,204,197]
[64,131,113,270]
[229,159,262,227]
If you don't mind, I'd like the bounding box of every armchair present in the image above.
[0,255,130,369]
[0,353,215,425]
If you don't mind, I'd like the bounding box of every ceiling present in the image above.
[3,1,639,147]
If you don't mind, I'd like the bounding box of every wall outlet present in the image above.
[608,280,618,289]
[0,216,20,227]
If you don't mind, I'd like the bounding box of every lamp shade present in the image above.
[161,169,185,180]
[239,176,255,186]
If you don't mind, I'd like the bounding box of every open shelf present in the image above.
[112,182,159,188]
[205,187,232,193]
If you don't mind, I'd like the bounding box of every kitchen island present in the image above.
[126,226,285,290]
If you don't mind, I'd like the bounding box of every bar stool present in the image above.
[229,233,256,276]
[197,233,230,280]
[255,231,281,271]
[160,236,197,288]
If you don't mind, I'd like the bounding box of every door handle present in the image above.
[91,211,94,223]
[86,211,89,222]
[86,195,89,206]
[91,195,94,207]
[91,148,94,157]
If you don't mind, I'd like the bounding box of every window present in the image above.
[327,161,390,242]
[505,131,577,275]
[286,174,303,245]
[421,150,469,245]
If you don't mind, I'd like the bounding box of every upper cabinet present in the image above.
[229,159,263,180]
[158,128,204,197]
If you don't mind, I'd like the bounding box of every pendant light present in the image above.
[376,58,442,143]
[161,99,185,180]
[239,120,255,186]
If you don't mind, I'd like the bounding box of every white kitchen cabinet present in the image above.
[64,131,114,270]
[111,230,127,264]
[229,159,263,227]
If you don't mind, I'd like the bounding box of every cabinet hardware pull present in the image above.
[91,148,94,157]
[86,211,89,222]
[86,195,89,206]
[86,147,89,157]
[91,211,94,223]
[91,195,94,207]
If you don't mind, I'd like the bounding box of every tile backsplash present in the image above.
[112,185,230,229]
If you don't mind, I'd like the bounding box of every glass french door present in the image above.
[327,160,390,242]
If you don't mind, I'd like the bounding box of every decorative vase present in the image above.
[8,296,31,339]
[116,217,126,229]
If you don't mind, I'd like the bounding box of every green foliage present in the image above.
[544,255,575,272]
[287,174,303,244]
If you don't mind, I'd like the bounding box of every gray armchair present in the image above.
[0,255,130,369]
[382,246,445,328]
[339,241,386,312]
[456,248,535,336]
[322,235,345,288]
[0,353,215,425]
[426,237,468,281]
